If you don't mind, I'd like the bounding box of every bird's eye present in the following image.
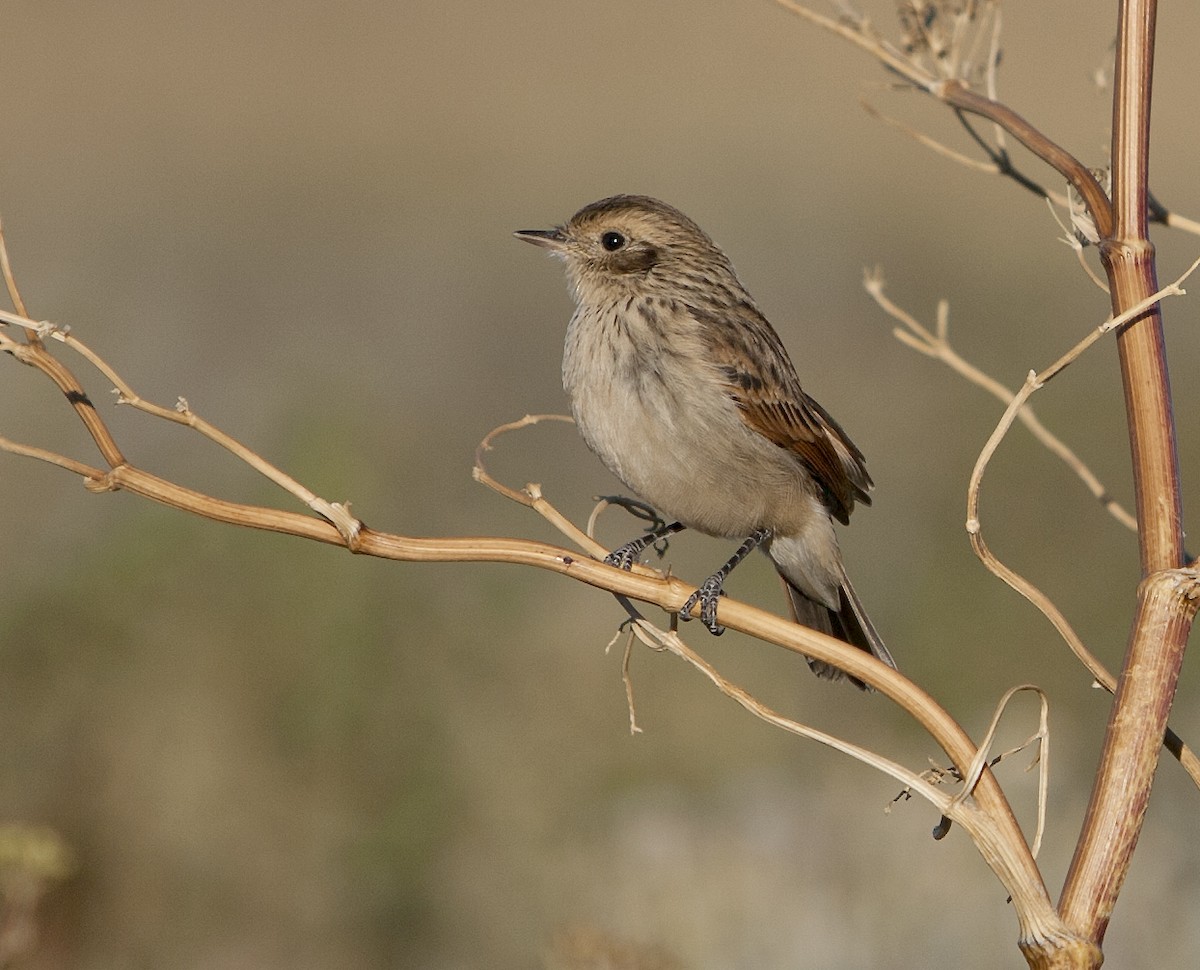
[600,230,626,251]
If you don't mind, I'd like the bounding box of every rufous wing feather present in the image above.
[699,305,872,524]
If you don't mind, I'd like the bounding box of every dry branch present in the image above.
[1056,2,1195,948]
[864,265,1200,789]
[770,2,1193,964]
[0,294,1086,953]
[864,271,1137,532]
[2,4,1192,966]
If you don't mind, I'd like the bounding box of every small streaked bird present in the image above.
[515,195,895,686]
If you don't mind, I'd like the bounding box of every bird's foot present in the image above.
[681,575,728,636]
[677,528,771,636]
[603,521,685,570]
[604,540,644,571]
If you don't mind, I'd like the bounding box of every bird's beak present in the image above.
[513,227,567,250]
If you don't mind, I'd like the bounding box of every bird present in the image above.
[515,194,895,686]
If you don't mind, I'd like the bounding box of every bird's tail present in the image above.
[778,568,896,690]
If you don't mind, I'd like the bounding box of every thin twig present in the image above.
[473,413,609,560]
[1044,199,1111,293]
[610,595,1076,947]
[949,685,1051,860]
[772,0,1112,237]
[0,307,363,544]
[1,304,1059,927]
[0,215,37,348]
[964,257,1200,792]
[619,630,643,735]
[863,270,1136,531]
[863,264,1200,790]
[0,435,103,479]
[860,98,1002,174]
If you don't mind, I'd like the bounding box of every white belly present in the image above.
[562,305,823,540]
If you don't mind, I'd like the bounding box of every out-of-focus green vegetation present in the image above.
[1,3,1198,967]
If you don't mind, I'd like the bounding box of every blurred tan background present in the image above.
[2,2,1199,967]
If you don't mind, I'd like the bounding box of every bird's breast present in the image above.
[561,299,822,539]
[563,300,696,479]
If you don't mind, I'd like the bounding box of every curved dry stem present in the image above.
[608,625,644,735]
[640,615,960,802]
[0,215,38,356]
[611,598,1075,946]
[771,0,939,91]
[0,299,1074,944]
[860,98,1007,175]
[863,95,1200,247]
[1043,200,1111,293]
[0,218,29,319]
[585,495,670,547]
[0,309,995,763]
[475,415,1088,947]
[968,255,1199,529]
[772,0,1112,238]
[1153,203,1200,236]
[472,412,606,558]
[472,413,574,506]
[950,685,1051,860]
[865,270,1136,532]
[964,260,1200,790]
[0,435,103,479]
[863,262,1200,788]
[0,308,363,544]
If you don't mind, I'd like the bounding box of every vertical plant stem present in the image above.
[1059,571,1198,943]
[1058,0,1194,947]
[1105,0,1180,576]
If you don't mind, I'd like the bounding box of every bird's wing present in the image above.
[697,305,871,525]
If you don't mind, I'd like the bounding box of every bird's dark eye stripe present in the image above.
[601,231,626,251]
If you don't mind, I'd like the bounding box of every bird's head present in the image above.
[515,194,737,303]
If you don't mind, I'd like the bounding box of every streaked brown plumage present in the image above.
[516,195,895,686]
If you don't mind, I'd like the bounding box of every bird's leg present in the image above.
[604,521,686,570]
[680,528,771,635]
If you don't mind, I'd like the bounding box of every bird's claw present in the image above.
[603,542,641,571]
[602,521,683,571]
[680,576,727,636]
